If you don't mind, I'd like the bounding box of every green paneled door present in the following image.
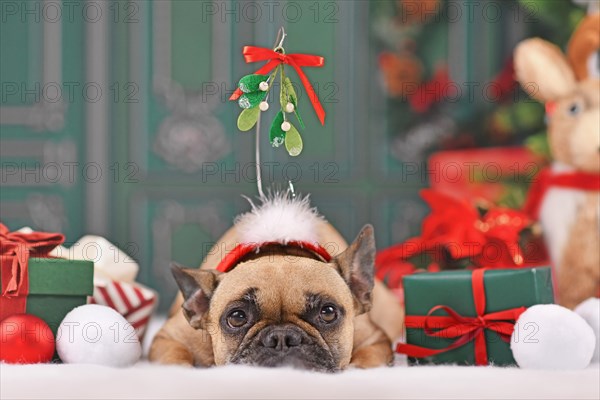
[1,0,85,240]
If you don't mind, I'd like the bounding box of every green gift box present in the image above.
[0,258,94,335]
[400,267,554,366]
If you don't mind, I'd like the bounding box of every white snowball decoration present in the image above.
[575,298,600,363]
[511,304,595,370]
[56,304,141,367]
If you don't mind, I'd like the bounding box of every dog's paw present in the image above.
[349,346,394,369]
[149,336,196,367]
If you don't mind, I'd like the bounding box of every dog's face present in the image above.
[172,225,375,372]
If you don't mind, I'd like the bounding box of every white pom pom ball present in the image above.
[259,81,269,91]
[511,304,595,370]
[56,304,141,367]
[285,102,295,113]
[575,298,600,363]
[259,101,269,111]
[281,121,291,132]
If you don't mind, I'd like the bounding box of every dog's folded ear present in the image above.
[171,263,221,329]
[332,224,376,315]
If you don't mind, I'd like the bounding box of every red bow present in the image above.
[229,46,326,125]
[375,190,534,298]
[523,167,600,219]
[376,189,532,269]
[0,223,64,319]
[396,269,526,365]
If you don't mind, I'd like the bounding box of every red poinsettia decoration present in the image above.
[376,189,546,300]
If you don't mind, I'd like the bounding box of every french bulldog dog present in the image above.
[149,195,404,371]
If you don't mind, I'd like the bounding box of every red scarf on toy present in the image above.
[523,167,600,219]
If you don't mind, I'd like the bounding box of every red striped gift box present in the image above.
[90,280,158,340]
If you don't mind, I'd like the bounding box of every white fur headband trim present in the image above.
[235,192,323,245]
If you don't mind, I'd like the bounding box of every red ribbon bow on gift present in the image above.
[376,189,532,271]
[0,223,64,317]
[396,269,526,365]
[229,46,326,125]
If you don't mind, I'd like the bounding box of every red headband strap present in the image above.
[215,241,332,273]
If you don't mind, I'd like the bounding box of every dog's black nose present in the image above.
[261,325,303,351]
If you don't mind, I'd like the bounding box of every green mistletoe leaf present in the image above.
[283,77,298,106]
[294,109,305,130]
[237,107,260,131]
[280,72,303,129]
[280,81,288,111]
[238,91,267,109]
[269,111,285,147]
[239,74,270,93]
[284,124,303,156]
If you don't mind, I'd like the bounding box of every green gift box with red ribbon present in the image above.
[0,224,94,336]
[398,267,554,366]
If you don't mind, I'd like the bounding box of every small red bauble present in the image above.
[0,314,55,364]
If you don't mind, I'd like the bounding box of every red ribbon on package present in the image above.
[396,269,526,365]
[229,46,326,125]
[523,167,600,219]
[0,223,64,320]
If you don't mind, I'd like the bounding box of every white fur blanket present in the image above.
[2,362,599,399]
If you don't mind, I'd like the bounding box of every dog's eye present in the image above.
[319,305,338,324]
[226,309,248,328]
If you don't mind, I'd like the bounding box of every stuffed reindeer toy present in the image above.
[515,13,600,309]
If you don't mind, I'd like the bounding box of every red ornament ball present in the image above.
[0,314,55,364]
